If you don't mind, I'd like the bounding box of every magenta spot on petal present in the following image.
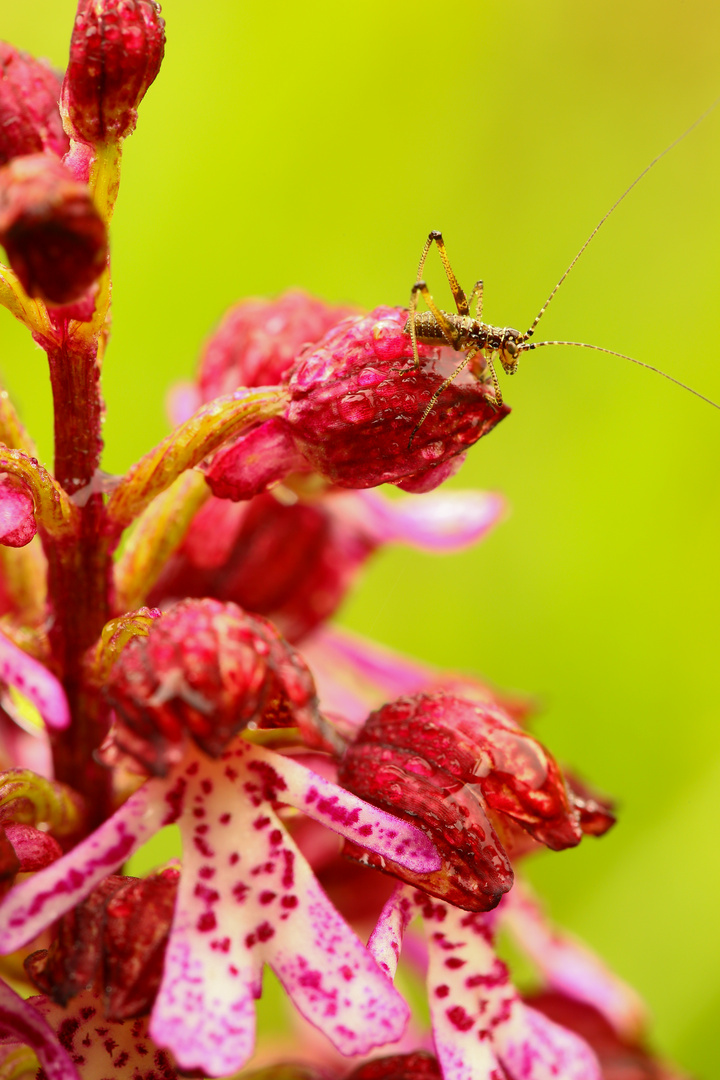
[229,965,239,976]
[435,985,450,998]
[229,852,239,865]
[445,957,466,969]
[269,829,283,846]
[281,895,298,909]
[253,815,271,831]
[298,970,322,990]
[197,912,217,932]
[192,807,205,818]
[195,823,209,835]
[225,766,238,781]
[219,813,231,825]
[281,849,294,888]
[259,890,276,905]
[245,932,256,948]
[201,779,213,794]
[193,836,215,857]
[447,1005,474,1032]
[232,881,249,902]
[211,937,231,953]
[340,965,354,982]
[198,866,215,880]
[257,921,274,943]
[194,884,220,904]
[186,761,200,776]
[358,824,373,836]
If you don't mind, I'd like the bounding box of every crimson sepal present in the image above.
[62,0,166,144]
[198,290,358,398]
[566,773,616,837]
[0,44,68,166]
[25,869,178,1020]
[0,153,107,304]
[105,598,319,775]
[346,1052,443,1080]
[338,692,585,911]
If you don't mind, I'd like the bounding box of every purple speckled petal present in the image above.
[367,883,415,981]
[500,884,647,1041]
[29,990,180,1079]
[251,742,440,873]
[422,898,600,1080]
[356,489,505,552]
[497,1004,601,1080]
[151,740,410,1075]
[0,980,79,1080]
[0,630,70,730]
[0,777,173,953]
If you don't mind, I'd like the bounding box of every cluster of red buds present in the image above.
[0,4,692,1080]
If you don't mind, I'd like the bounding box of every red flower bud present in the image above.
[338,692,591,911]
[62,0,166,144]
[0,474,37,547]
[346,1052,443,1080]
[0,44,68,166]
[205,308,509,499]
[25,868,178,1019]
[105,598,319,775]
[148,492,377,642]
[198,290,358,400]
[0,153,107,304]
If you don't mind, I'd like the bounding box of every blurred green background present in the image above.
[2,0,720,1074]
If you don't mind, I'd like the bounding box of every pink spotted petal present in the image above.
[0,778,173,953]
[0,630,70,730]
[500,885,647,1041]
[367,883,415,981]
[356,489,504,552]
[0,980,79,1080]
[421,897,600,1080]
[28,990,180,1079]
[151,741,411,1075]
[252,743,440,873]
[497,1004,601,1080]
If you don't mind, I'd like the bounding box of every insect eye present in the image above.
[505,339,518,358]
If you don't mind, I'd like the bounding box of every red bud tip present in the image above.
[0,44,68,166]
[62,0,166,144]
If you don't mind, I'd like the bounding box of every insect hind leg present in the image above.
[408,348,479,448]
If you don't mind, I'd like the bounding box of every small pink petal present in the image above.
[166,380,201,426]
[29,990,180,1079]
[255,743,440,873]
[206,417,304,501]
[0,630,70,731]
[500,885,647,1041]
[367,883,415,981]
[0,980,79,1080]
[0,476,36,547]
[3,822,62,871]
[356,489,505,551]
[0,778,172,952]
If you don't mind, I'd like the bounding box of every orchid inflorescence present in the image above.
[0,5,689,1080]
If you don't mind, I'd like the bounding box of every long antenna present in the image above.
[521,339,720,409]
[525,95,720,339]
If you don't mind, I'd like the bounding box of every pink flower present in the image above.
[0,736,440,1075]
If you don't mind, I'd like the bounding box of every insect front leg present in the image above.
[468,279,484,321]
[409,347,480,447]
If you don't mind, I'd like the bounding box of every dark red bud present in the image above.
[346,1053,443,1080]
[198,290,358,400]
[106,598,319,775]
[0,153,107,304]
[25,869,178,1019]
[338,692,584,911]
[62,0,166,144]
[0,44,68,166]
[565,773,616,838]
[148,492,377,643]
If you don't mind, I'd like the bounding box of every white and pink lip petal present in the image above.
[356,488,505,551]
[150,746,412,1075]
[367,882,416,981]
[495,1004,601,1080]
